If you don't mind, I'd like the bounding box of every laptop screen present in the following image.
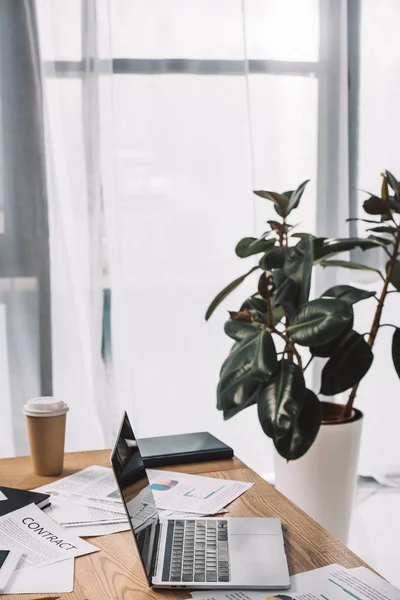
[111,412,159,582]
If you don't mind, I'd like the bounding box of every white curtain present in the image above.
[1,0,400,481]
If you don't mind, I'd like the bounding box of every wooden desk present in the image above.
[0,450,371,600]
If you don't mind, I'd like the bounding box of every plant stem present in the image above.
[342,227,400,418]
[303,355,314,371]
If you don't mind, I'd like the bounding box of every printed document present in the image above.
[147,469,253,514]
[0,503,98,572]
[4,558,74,595]
[44,497,127,527]
[189,565,400,600]
[35,465,126,514]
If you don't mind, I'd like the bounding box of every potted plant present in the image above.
[206,173,399,542]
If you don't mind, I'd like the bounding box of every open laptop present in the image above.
[111,412,290,590]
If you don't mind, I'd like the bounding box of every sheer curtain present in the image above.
[1,0,400,481]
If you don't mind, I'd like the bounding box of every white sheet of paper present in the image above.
[44,497,127,526]
[72,521,131,537]
[147,469,253,514]
[35,466,126,514]
[4,559,74,595]
[0,503,98,572]
[0,490,7,501]
[189,564,344,600]
[189,566,400,600]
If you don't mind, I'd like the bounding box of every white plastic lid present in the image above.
[23,397,69,418]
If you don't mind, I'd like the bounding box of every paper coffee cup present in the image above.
[23,397,69,476]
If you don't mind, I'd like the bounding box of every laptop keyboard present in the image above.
[167,519,230,583]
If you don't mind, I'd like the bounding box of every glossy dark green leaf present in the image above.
[240,294,267,313]
[257,360,306,439]
[387,260,400,291]
[320,331,373,395]
[367,226,396,234]
[288,298,353,347]
[224,319,264,342]
[283,237,313,305]
[287,179,310,213]
[313,237,383,262]
[259,247,287,270]
[274,276,300,319]
[386,170,399,196]
[319,259,384,279]
[205,266,259,320]
[291,232,316,239]
[391,328,400,379]
[363,195,391,215]
[235,236,276,258]
[274,389,322,460]
[223,384,260,420]
[218,329,278,410]
[321,285,376,305]
[310,318,353,358]
[346,217,382,224]
[253,190,289,216]
[367,234,392,247]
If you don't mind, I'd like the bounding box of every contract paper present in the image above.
[147,469,253,514]
[0,503,98,572]
[72,521,131,537]
[189,565,400,600]
[4,558,74,595]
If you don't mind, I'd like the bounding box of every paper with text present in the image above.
[0,503,98,572]
[189,565,400,600]
[44,497,127,527]
[147,469,253,514]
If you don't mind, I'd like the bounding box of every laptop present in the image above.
[111,412,290,589]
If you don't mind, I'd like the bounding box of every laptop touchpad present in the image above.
[229,533,287,586]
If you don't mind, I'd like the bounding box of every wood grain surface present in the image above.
[0,450,371,600]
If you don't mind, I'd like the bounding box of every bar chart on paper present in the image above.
[147,469,253,514]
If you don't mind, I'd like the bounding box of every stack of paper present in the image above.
[188,564,400,600]
[35,465,253,537]
[0,503,98,594]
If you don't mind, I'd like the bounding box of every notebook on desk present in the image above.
[138,431,234,467]
[0,486,50,516]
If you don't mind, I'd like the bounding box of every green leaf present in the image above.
[235,236,276,258]
[321,285,376,305]
[218,330,278,411]
[288,298,353,347]
[223,385,260,420]
[274,389,322,461]
[257,360,306,439]
[319,259,384,279]
[320,331,373,395]
[224,319,264,342]
[386,170,399,196]
[367,234,392,247]
[363,195,391,215]
[259,247,287,270]
[253,190,289,216]
[287,179,310,213]
[387,260,400,291]
[283,238,313,306]
[205,266,259,320]
[367,226,396,234]
[291,232,316,239]
[346,218,382,224]
[391,328,400,379]
[313,237,383,262]
[240,294,267,313]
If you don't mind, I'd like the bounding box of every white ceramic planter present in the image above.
[274,405,363,543]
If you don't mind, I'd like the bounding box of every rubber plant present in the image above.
[341,171,400,418]
[205,179,386,461]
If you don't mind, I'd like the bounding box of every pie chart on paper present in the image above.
[151,479,179,492]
